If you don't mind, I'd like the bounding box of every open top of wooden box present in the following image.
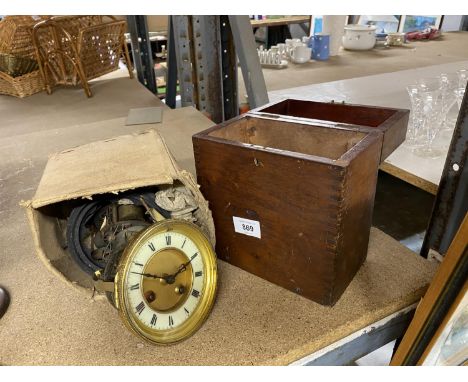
[250,98,409,162]
[205,115,378,164]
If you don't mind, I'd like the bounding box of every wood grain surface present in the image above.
[252,99,409,162]
[194,115,383,305]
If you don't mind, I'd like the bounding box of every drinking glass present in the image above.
[405,78,441,152]
[438,73,458,132]
[413,88,444,158]
[405,84,425,148]
[417,77,440,92]
[454,87,466,109]
[457,69,468,89]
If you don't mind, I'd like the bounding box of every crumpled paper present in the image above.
[155,186,198,222]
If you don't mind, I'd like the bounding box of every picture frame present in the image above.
[421,282,467,365]
[391,213,468,365]
[357,15,401,34]
[398,15,443,33]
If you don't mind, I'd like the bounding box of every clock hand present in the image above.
[171,257,195,279]
[130,271,168,281]
[171,264,187,279]
[131,256,196,283]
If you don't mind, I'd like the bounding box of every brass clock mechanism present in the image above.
[63,185,217,344]
[114,219,217,344]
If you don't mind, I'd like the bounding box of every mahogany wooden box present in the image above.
[193,114,384,306]
[251,98,409,162]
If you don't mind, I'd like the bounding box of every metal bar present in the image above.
[228,15,269,109]
[192,16,224,123]
[126,16,143,84]
[165,16,178,108]
[290,304,417,366]
[220,15,239,121]
[172,16,195,107]
[169,16,239,123]
[298,22,309,35]
[421,82,468,257]
[126,16,157,94]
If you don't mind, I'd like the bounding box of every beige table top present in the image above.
[0,76,165,140]
[269,61,468,195]
[251,16,310,28]
[0,77,436,365]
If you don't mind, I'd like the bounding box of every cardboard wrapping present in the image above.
[23,129,215,291]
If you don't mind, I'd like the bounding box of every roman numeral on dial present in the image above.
[130,283,139,291]
[150,314,157,326]
[181,238,186,248]
[169,315,174,327]
[136,301,145,315]
[148,242,155,251]
[184,307,189,314]
[165,235,171,246]
[195,271,203,277]
[191,289,200,298]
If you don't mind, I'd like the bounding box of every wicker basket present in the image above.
[0,69,45,98]
[33,15,133,97]
[0,53,39,77]
[0,16,50,59]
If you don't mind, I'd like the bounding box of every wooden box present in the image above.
[251,98,409,161]
[193,114,384,306]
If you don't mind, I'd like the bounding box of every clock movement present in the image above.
[114,219,217,344]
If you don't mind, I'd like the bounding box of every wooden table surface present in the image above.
[269,61,468,195]
[0,76,436,365]
[251,16,310,28]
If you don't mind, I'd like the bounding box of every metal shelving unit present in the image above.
[127,15,268,124]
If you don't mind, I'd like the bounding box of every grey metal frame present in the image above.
[290,304,417,366]
[165,16,178,109]
[421,82,468,257]
[171,16,195,108]
[126,16,157,95]
[169,16,247,123]
[191,16,225,123]
[220,15,239,121]
[170,16,226,122]
[166,15,268,122]
[228,15,269,109]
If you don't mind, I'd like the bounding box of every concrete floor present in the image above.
[1,31,467,365]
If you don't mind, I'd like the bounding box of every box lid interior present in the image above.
[208,116,368,161]
[256,98,399,128]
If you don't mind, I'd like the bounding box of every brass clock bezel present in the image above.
[115,219,217,345]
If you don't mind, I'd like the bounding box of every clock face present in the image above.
[115,220,217,344]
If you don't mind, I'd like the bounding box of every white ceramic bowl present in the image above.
[342,25,377,51]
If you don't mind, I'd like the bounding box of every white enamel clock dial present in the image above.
[115,220,217,344]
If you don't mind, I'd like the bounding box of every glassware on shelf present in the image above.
[417,76,440,92]
[413,88,445,158]
[405,84,425,148]
[455,87,466,109]
[457,69,468,89]
[406,78,443,155]
[438,73,459,132]
[406,72,466,158]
